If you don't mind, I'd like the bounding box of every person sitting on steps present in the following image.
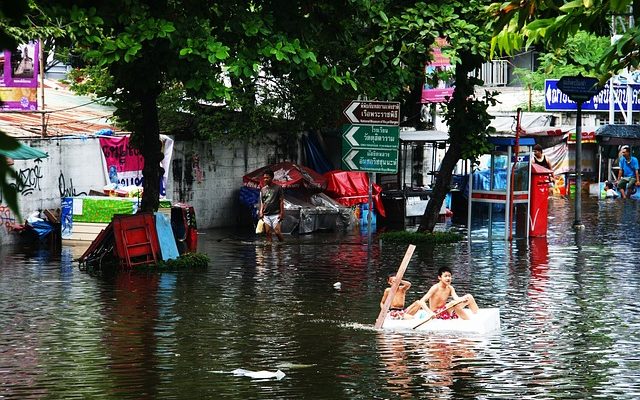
[616,145,640,199]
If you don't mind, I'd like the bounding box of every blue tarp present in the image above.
[473,169,508,191]
[239,186,260,219]
[30,220,54,239]
[302,133,333,174]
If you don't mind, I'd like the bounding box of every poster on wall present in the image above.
[60,197,73,239]
[99,134,174,197]
[0,41,39,111]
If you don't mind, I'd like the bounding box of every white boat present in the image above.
[382,308,501,334]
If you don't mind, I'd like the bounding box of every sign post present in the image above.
[556,75,603,229]
[341,100,400,237]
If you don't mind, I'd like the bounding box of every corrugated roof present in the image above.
[0,80,119,138]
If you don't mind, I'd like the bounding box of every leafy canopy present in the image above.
[513,30,610,90]
[489,0,639,81]
[47,1,409,142]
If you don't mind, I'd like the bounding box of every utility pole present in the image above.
[556,75,603,230]
[38,39,46,137]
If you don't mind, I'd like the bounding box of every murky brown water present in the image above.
[1,196,640,399]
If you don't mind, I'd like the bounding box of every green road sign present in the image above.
[343,100,400,125]
[341,147,398,173]
[341,124,399,149]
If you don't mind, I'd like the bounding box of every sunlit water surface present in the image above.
[1,197,640,399]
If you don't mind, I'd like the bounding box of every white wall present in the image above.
[1,136,271,246]
[1,137,107,246]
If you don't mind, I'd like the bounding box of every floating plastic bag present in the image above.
[255,219,265,234]
[232,368,285,380]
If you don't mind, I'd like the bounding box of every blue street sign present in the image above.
[545,79,640,112]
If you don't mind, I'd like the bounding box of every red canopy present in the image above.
[323,170,386,217]
[243,162,327,190]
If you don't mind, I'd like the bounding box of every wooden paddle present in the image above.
[412,297,466,330]
[374,244,416,329]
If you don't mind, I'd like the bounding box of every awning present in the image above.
[490,112,555,134]
[566,126,598,144]
[399,130,449,142]
[0,141,48,159]
[242,161,326,190]
[596,124,640,146]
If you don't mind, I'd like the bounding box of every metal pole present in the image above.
[367,172,374,244]
[505,145,512,241]
[627,74,633,123]
[467,164,472,240]
[609,78,615,124]
[574,102,585,229]
[508,109,522,240]
[39,39,46,137]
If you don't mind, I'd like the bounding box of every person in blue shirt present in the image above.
[617,145,640,198]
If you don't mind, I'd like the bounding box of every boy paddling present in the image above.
[417,266,478,320]
[380,274,430,320]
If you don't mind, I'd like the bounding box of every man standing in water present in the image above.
[259,169,285,242]
[617,145,640,199]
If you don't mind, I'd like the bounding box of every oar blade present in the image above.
[374,244,416,329]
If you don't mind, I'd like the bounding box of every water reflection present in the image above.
[377,332,487,398]
[1,198,640,398]
[101,273,160,398]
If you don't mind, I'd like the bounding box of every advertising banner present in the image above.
[0,41,39,111]
[99,134,174,196]
[100,135,145,188]
[421,38,455,104]
[60,197,73,239]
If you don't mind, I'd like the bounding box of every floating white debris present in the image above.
[333,282,342,289]
[231,368,286,380]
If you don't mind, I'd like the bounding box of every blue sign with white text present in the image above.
[545,79,640,112]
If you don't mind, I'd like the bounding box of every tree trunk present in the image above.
[139,92,162,212]
[417,51,480,232]
[417,144,461,232]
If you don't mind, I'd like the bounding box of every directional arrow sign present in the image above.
[343,100,400,125]
[557,76,603,103]
[342,124,399,149]
[341,148,398,173]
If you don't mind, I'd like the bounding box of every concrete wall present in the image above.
[1,135,271,246]
[169,140,268,228]
[1,137,107,246]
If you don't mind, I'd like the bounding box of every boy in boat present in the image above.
[417,266,479,320]
[380,274,430,320]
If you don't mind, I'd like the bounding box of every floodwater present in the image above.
[1,196,640,399]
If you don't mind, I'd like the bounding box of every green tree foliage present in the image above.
[6,0,502,232]
[361,1,498,231]
[514,31,610,90]
[28,1,431,212]
[489,0,638,80]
